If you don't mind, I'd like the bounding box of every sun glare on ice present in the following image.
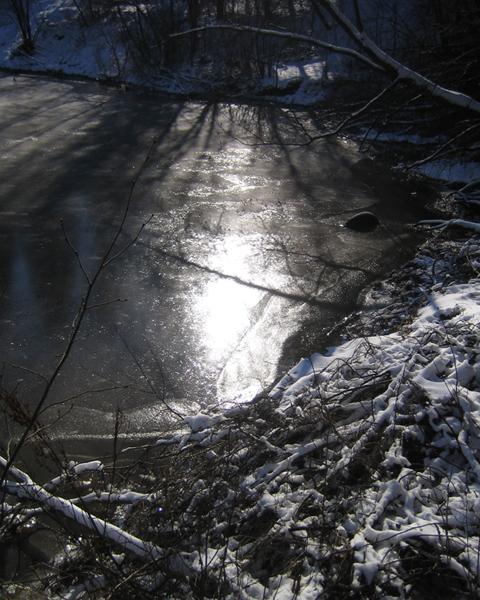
[196,237,263,362]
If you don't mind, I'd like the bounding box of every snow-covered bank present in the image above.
[3,224,480,597]
[415,161,480,185]
[171,231,480,598]
[266,234,480,594]
[154,230,480,598]
[0,0,332,103]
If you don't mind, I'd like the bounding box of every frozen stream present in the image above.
[0,74,431,453]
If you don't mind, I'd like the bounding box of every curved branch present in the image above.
[418,219,480,233]
[308,76,401,142]
[407,122,480,169]
[168,24,385,72]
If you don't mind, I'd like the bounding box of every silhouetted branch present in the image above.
[168,23,384,71]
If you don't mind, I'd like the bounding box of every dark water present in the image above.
[0,74,431,452]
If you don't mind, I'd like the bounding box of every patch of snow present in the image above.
[184,413,223,432]
[256,58,330,105]
[357,128,446,145]
[415,159,480,184]
[0,2,332,104]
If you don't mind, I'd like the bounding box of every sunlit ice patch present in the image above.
[194,235,263,361]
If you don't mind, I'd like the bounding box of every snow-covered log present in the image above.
[2,485,159,560]
[418,219,480,233]
[0,456,191,574]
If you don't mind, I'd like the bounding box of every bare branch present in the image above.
[308,76,401,142]
[168,23,385,72]
[4,362,48,382]
[61,218,92,285]
[119,334,184,420]
[407,122,480,169]
[86,297,127,310]
[104,213,154,267]
[417,219,480,233]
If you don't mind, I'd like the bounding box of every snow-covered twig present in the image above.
[44,460,104,491]
[0,456,192,576]
[418,219,480,234]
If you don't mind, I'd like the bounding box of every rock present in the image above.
[344,211,380,232]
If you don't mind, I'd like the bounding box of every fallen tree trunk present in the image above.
[0,456,194,575]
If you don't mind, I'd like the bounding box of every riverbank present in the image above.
[3,211,479,598]
[0,0,329,106]
[122,225,480,599]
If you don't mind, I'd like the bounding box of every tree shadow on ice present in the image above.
[0,81,228,428]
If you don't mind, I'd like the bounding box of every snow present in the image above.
[358,128,446,145]
[276,283,480,430]
[60,575,106,600]
[415,160,480,184]
[0,0,333,104]
[226,234,480,595]
[45,459,104,490]
[0,2,116,79]
[68,490,151,505]
[257,58,329,105]
[184,413,223,432]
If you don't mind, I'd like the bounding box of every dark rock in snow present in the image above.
[344,211,380,232]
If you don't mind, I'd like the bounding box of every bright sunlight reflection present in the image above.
[196,237,262,362]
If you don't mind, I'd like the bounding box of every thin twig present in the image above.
[61,218,92,285]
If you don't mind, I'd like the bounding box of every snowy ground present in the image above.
[0,0,331,102]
